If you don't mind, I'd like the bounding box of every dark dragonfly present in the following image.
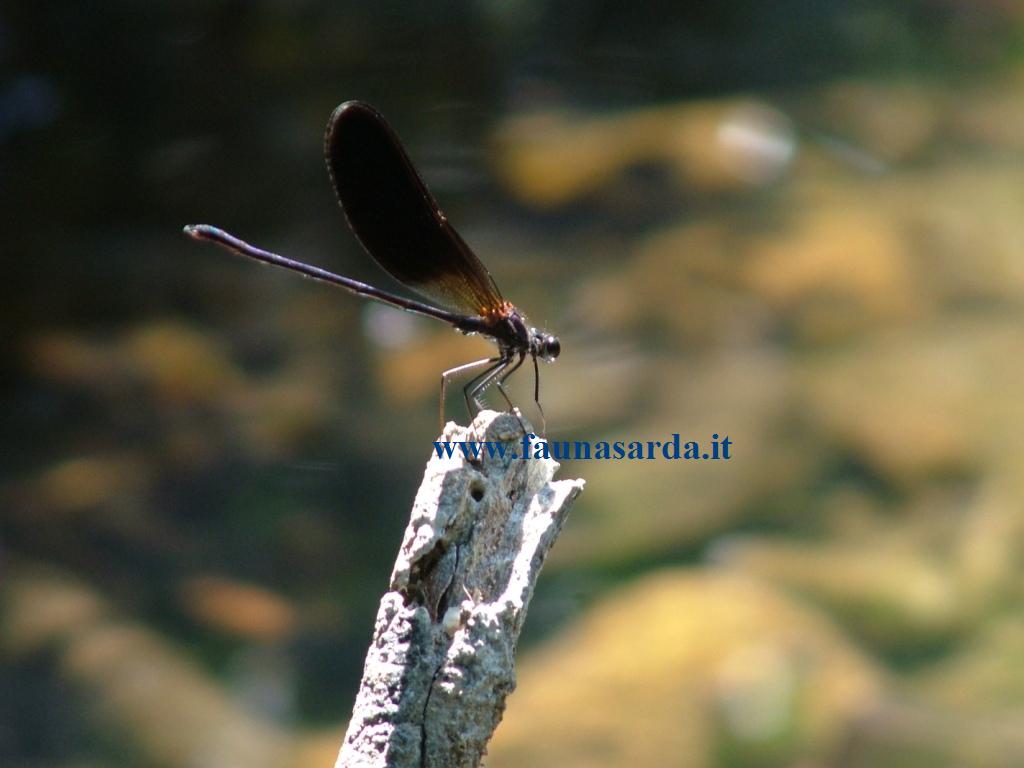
[184,101,559,432]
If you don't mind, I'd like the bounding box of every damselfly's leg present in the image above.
[494,353,528,433]
[532,354,547,436]
[464,356,511,415]
[440,356,500,432]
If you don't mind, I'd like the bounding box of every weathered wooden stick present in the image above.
[335,410,584,768]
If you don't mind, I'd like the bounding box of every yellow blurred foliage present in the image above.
[178,575,299,641]
[489,570,882,768]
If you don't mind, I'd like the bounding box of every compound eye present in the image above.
[543,336,560,361]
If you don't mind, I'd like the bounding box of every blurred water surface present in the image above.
[5,3,1024,767]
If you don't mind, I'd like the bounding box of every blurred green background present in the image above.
[5,2,1024,766]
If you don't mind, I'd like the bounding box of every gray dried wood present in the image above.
[335,410,584,768]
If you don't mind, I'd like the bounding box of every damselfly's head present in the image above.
[531,329,560,362]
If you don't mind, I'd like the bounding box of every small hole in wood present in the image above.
[470,484,485,502]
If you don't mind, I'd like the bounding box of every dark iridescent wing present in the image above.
[325,101,504,316]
